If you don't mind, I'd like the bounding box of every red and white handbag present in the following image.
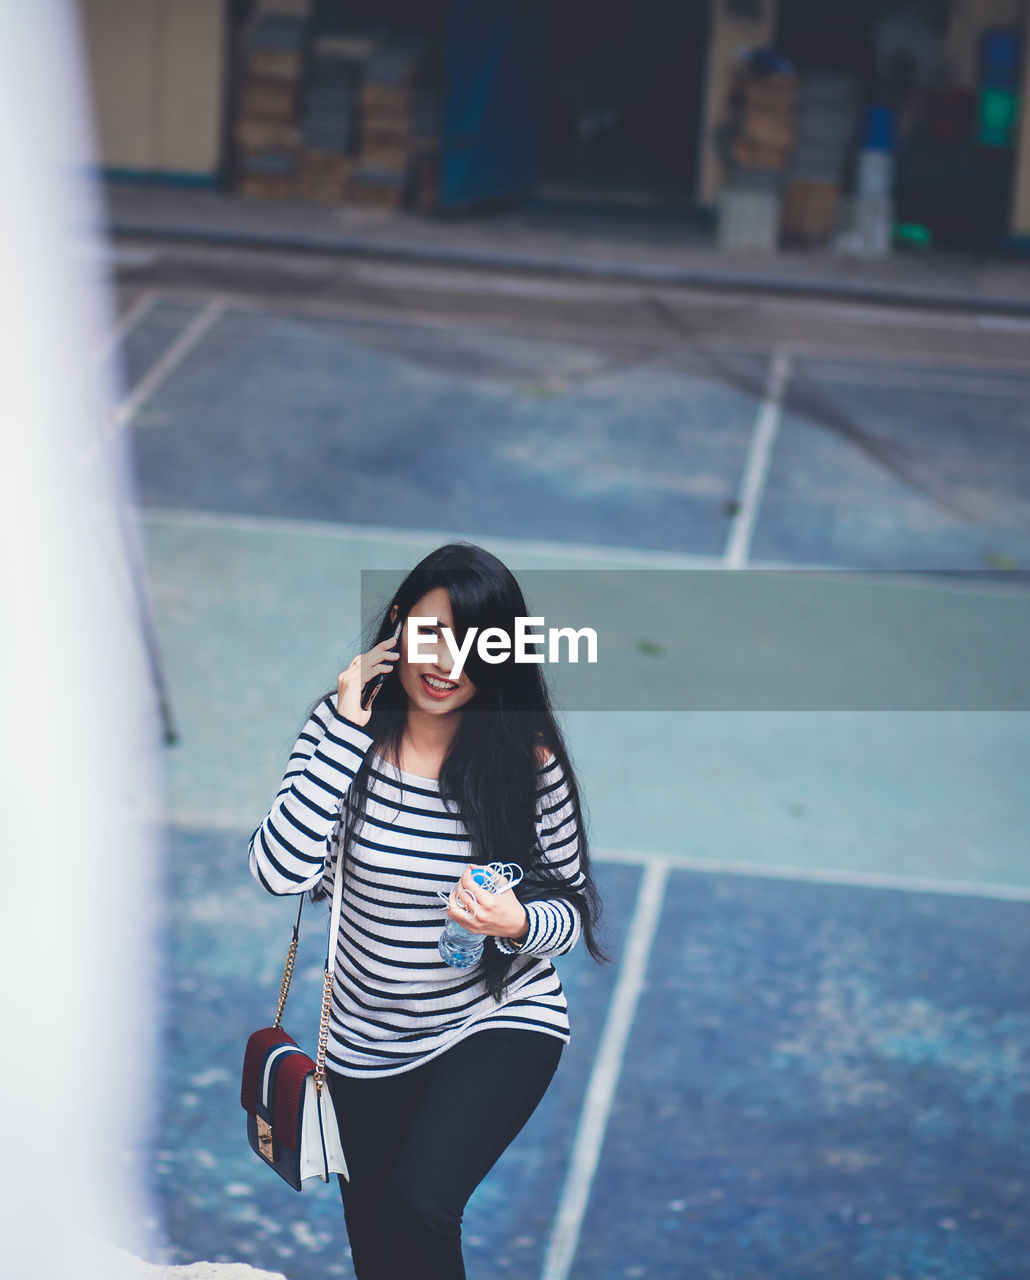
[241,837,349,1191]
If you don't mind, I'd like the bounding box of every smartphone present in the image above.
[360,614,404,711]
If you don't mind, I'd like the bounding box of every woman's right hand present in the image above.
[336,633,400,726]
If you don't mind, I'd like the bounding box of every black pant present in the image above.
[326,1028,563,1280]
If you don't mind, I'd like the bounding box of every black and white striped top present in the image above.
[248,695,585,1078]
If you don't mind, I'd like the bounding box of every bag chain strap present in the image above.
[314,971,333,1094]
[272,821,345,1096]
[272,905,302,1030]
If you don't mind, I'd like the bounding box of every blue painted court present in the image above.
[114,281,1030,1279]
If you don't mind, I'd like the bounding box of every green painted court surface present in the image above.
[118,287,1030,1279]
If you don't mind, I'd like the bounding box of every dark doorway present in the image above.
[775,0,876,78]
[540,0,708,205]
[774,0,952,80]
[311,0,448,37]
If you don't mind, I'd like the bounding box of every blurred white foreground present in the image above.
[83,1240,286,1280]
[0,4,164,1275]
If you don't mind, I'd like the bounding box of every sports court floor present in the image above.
[109,276,1030,1280]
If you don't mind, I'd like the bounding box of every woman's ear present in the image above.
[389,604,398,625]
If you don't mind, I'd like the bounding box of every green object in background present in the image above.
[979,87,1019,147]
[984,550,1020,569]
[894,222,934,249]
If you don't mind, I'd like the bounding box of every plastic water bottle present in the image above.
[438,863,523,968]
[438,867,493,967]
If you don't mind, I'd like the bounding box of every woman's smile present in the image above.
[420,672,460,698]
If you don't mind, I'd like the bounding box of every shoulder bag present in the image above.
[240,832,350,1191]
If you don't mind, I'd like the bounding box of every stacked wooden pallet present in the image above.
[298,34,374,202]
[729,71,798,173]
[233,15,307,199]
[351,43,430,209]
[230,24,440,211]
[718,68,797,251]
[781,180,842,246]
[782,72,861,247]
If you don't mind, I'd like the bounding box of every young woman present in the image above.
[248,542,607,1280]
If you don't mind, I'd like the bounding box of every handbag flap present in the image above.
[271,1050,315,1150]
[241,1025,316,1151]
[241,1026,294,1114]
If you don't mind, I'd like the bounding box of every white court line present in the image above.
[974,313,1030,333]
[161,811,1030,904]
[294,260,1030,334]
[133,284,1030,377]
[794,365,1030,399]
[142,504,844,572]
[592,848,1030,903]
[112,296,225,432]
[349,261,637,302]
[723,347,792,569]
[92,289,159,366]
[536,846,1026,1278]
[540,858,670,1280]
[760,296,1030,334]
[81,298,226,471]
[142,508,1029,593]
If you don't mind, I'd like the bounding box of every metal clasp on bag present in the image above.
[256,1115,274,1160]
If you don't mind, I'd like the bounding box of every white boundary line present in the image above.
[93,288,160,366]
[112,296,226,432]
[723,346,792,569]
[142,506,730,567]
[161,811,1030,904]
[592,847,1030,903]
[540,858,670,1280]
[794,358,1030,397]
[123,283,1030,375]
[165,808,1030,903]
[158,808,1028,901]
[141,507,1030,595]
[141,504,842,572]
[535,845,1027,1279]
[975,313,1030,333]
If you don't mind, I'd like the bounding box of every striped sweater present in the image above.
[248,695,585,1077]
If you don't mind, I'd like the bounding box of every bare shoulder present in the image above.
[535,742,556,768]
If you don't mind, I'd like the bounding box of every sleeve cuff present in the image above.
[329,705,376,747]
[492,901,558,956]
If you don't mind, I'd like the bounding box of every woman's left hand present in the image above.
[447,866,529,942]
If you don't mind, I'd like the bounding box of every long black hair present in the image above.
[312,541,609,999]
